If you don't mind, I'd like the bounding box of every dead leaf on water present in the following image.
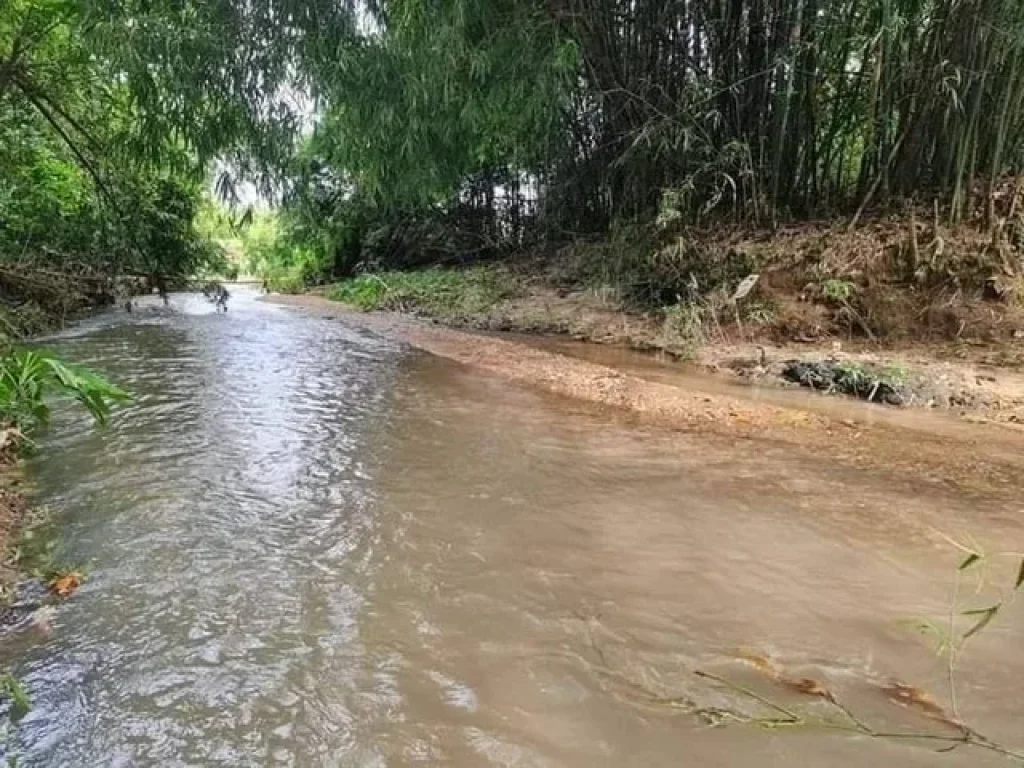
[783,677,834,701]
[732,652,843,709]
[734,652,838,704]
[48,571,83,598]
[734,650,781,679]
[881,681,949,720]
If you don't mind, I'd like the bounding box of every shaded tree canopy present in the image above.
[4,0,1024,288]
[0,0,353,295]
[256,0,1024,283]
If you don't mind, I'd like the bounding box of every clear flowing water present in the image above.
[3,289,1024,766]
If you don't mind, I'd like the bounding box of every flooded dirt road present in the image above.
[3,289,1024,766]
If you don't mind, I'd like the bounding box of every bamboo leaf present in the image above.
[962,604,1001,640]
[958,552,981,571]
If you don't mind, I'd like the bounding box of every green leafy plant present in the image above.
[328,275,389,309]
[0,350,129,436]
[742,299,777,326]
[0,672,30,768]
[821,278,855,304]
[879,364,909,387]
[662,301,708,357]
[577,537,1024,763]
[833,361,868,392]
[912,535,1024,723]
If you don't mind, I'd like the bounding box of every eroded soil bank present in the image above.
[311,211,1024,425]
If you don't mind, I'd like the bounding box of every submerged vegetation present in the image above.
[575,540,1024,763]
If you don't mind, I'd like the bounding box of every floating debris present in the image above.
[48,571,83,598]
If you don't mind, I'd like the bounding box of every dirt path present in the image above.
[270,294,1024,500]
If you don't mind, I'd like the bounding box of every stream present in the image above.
[2,288,1024,766]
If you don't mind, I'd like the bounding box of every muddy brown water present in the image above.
[3,288,1024,766]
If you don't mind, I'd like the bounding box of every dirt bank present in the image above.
[0,481,26,589]
[419,278,1024,426]
[307,206,1024,425]
[0,439,29,593]
[271,293,1024,499]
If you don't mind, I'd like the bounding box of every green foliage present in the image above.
[313,0,572,207]
[879,364,909,386]
[568,226,757,310]
[661,302,710,358]
[7,0,1024,308]
[0,674,29,725]
[9,505,58,578]
[327,266,515,320]
[277,0,1024,256]
[834,362,869,393]
[784,359,906,404]
[2,0,351,182]
[256,0,575,277]
[821,279,855,304]
[328,275,389,310]
[0,93,228,308]
[240,212,332,292]
[741,299,777,326]
[0,350,129,435]
[1,0,337,307]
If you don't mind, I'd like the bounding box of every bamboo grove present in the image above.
[276,0,1024,277]
[3,0,1024,287]
[547,0,1024,227]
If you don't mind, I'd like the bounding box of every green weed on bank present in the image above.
[327,266,516,320]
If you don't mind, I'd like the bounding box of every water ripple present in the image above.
[10,290,403,765]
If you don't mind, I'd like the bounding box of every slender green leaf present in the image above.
[958,552,981,571]
[962,605,1001,640]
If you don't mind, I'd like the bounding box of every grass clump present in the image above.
[327,266,516,322]
[263,268,307,295]
[328,274,389,309]
[661,301,711,358]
